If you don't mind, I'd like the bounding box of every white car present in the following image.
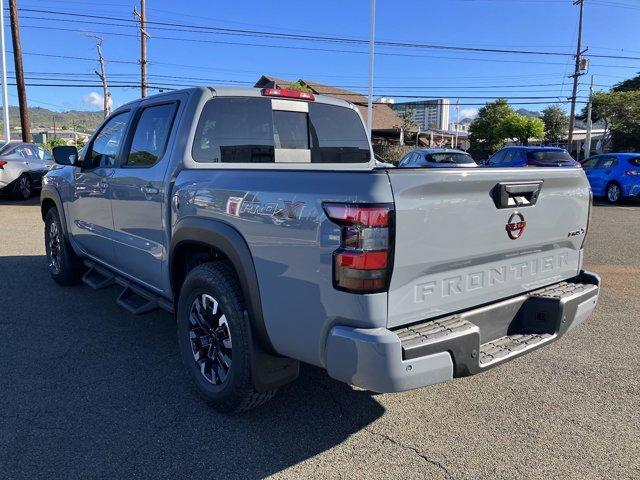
[0,142,52,199]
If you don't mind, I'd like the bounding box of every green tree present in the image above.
[285,81,313,93]
[43,138,67,152]
[395,108,418,145]
[612,72,640,92]
[499,113,545,146]
[541,105,568,144]
[591,90,640,151]
[468,99,513,159]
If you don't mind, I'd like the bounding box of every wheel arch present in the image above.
[170,217,276,354]
[40,186,69,236]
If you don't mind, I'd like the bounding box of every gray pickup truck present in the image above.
[41,86,600,412]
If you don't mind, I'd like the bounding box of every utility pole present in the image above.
[134,0,149,98]
[367,0,375,139]
[0,0,10,143]
[92,37,111,118]
[567,0,585,153]
[584,74,595,157]
[8,0,30,142]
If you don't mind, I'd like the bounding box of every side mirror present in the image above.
[52,145,78,166]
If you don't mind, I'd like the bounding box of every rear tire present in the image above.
[44,207,83,285]
[606,182,622,204]
[13,174,32,200]
[177,261,276,413]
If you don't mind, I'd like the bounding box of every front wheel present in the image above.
[606,182,622,204]
[176,262,276,412]
[44,207,83,285]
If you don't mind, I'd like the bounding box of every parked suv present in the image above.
[41,87,600,412]
[487,146,578,168]
[581,153,640,204]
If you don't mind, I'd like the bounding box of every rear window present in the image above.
[629,157,640,167]
[425,152,475,165]
[192,97,370,164]
[526,150,575,165]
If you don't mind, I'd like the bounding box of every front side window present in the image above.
[489,151,504,165]
[192,98,370,164]
[582,156,599,168]
[88,112,130,169]
[126,103,176,167]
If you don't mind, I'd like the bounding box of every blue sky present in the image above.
[7,0,640,119]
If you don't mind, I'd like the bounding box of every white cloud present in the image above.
[458,107,479,120]
[83,91,112,109]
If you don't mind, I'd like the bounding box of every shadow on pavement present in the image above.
[0,255,385,479]
[0,197,40,207]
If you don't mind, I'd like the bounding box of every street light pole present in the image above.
[367,0,375,140]
[584,74,595,157]
[0,0,10,143]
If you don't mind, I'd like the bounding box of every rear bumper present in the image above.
[325,271,600,393]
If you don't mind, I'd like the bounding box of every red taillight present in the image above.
[261,88,315,101]
[323,202,393,293]
[625,170,640,176]
[0,160,6,169]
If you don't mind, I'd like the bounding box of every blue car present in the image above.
[486,146,578,168]
[581,153,640,204]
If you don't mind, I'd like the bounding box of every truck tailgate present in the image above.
[386,167,590,328]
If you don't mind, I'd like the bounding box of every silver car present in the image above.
[398,148,478,168]
[0,142,52,199]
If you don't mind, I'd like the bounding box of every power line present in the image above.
[11,6,640,61]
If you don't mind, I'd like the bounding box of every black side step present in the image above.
[83,260,174,315]
[82,264,115,289]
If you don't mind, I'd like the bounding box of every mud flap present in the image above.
[246,311,300,392]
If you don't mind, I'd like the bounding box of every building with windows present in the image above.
[391,99,450,131]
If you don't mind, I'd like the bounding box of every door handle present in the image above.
[141,185,159,196]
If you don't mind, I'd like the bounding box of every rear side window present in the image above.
[426,152,475,165]
[126,103,177,167]
[308,103,370,163]
[628,157,640,167]
[526,150,574,165]
[192,97,370,164]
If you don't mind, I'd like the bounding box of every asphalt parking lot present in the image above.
[0,198,638,480]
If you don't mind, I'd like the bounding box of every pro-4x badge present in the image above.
[506,212,526,240]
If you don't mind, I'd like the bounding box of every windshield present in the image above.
[526,150,575,165]
[426,152,475,164]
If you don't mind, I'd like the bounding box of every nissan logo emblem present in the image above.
[506,212,526,240]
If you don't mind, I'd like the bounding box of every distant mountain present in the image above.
[0,106,103,133]
[515,108,541,118]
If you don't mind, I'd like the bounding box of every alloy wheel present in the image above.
[189,293,233,385]
[47,220,62,275]
[18,176,31,199]
[607,184,620,203]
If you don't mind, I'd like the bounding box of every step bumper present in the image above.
[324,271,599,393]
